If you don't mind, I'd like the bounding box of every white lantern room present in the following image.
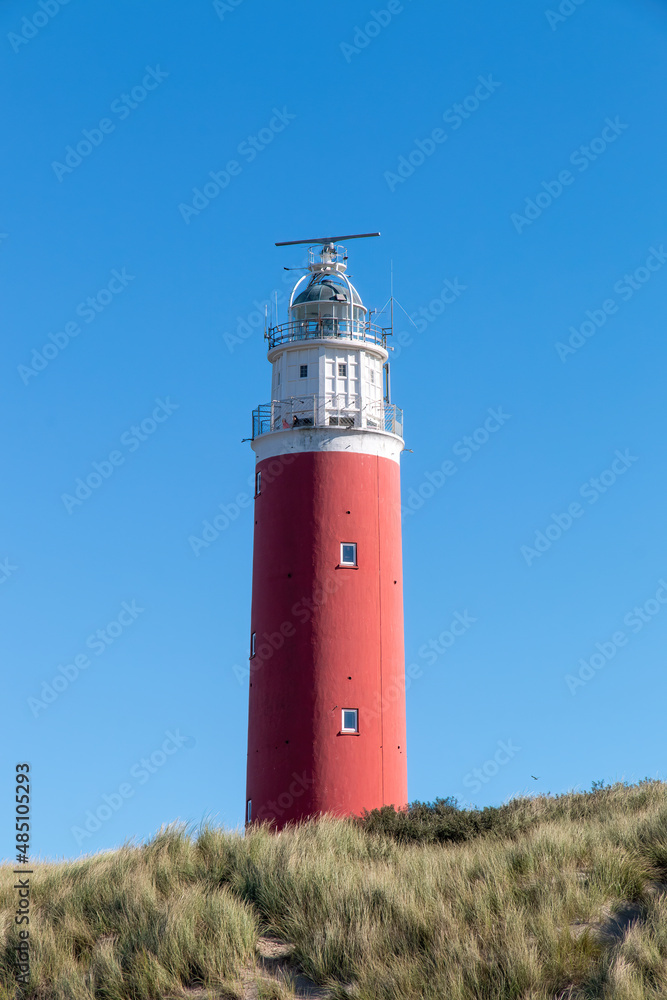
[253,242,402,439]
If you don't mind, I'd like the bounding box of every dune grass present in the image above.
[2,781,667,998]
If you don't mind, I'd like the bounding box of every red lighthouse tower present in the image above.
[246,234,407,828]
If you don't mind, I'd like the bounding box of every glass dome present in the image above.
[293,275,363,306]
[290,272,366,328]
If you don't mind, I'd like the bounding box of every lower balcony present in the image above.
[251,395,403,440]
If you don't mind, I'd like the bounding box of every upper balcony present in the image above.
[267,317,387,350]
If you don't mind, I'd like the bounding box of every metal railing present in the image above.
[252,395,403,440]
[267,318,387,349]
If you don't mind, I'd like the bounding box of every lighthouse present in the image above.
[245,234,407,828]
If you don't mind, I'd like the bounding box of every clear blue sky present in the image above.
[3,0,667,860]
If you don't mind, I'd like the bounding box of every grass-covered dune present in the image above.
[2,781,667,999]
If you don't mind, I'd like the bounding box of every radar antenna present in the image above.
[275,232,380,247]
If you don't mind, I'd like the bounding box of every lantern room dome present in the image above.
[292,275,363,306]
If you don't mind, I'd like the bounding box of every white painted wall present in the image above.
[270,343,385,414]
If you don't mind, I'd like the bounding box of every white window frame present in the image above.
[340,542,357,567]
[246,799,252,823]
[255,470,261,496]
[341,708,359,733]
[338,362,347,377]
[250,632,256,657]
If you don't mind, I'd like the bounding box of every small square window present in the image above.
[300,364,308,378]
[342,709,358,733]
[338,363,347,377]
[246,799,252,823]
[340,542,357,566]
[255,471,261,496]
[250,632,256,657]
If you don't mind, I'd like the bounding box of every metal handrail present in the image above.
[251,395,403,440]
[267,318,386,349]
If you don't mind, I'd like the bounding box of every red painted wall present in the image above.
[246,447,407,828]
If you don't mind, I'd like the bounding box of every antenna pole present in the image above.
[390,259,394,339]
[383,260,394,405]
